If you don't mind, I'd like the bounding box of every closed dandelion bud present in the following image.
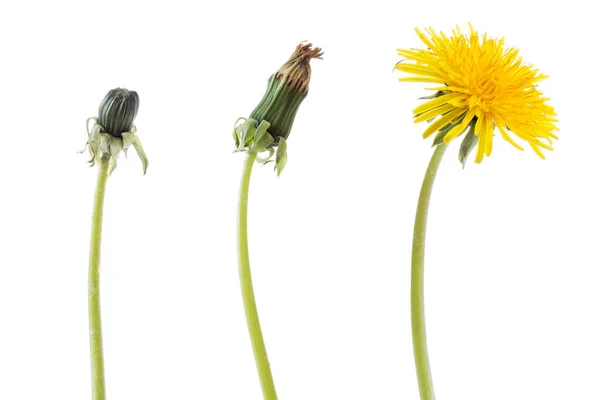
[233,43,322,175]
[98,88,139,138]
[82,88,148,174]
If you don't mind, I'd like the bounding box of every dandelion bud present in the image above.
[250,43,322,142]
[82,88,148,174]
[233,43,322,175]
[98,88,140,137]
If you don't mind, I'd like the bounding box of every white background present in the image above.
[0,0,597,399]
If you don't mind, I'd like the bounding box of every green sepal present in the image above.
[122,130,135,149]
[432,123,456,146]
[252,120,274,153]
[108,139,122,174]
[233,117,289,174]
[275,137,287,176]
[232,120,241,148]
[132,136,149,175]
[256,148,275,164]
[233,118,257,151]
[458,121,478,168]
[83,118,148,175]
[99,133,111,154]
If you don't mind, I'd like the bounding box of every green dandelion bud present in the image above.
[82,88,148,174]
[98,88,139,137]
[233,43,322,175]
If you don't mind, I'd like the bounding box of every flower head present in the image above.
[396,25,558,164]
[82,88,148,174]
[233,43,323,175]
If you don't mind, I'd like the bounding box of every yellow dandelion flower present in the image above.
[396,24,558,163]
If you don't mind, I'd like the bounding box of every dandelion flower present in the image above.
[396,24,558,164]
[396,26,558,400]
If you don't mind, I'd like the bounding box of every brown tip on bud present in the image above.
[275,42,323,92]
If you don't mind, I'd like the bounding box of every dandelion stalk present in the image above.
[411,143,447,400]
[88,154,110,400]
[237,150,277,399]
[82,88,148,399]
[232,43,322,399]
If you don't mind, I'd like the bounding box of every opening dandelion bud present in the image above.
[250,43,322,142]
[233,43,322,174]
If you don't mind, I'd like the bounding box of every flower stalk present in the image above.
[88,154,110,400]
[237,150,278,399]
[411,143,447,400]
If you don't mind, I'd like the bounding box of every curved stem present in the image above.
[411,143,447,400]
[237,151,278,400]
[88,155,110,400]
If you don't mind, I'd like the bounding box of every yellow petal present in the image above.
[413,93,459,114]
[414,103,456,123]
[443,108,477,143]
[497,124,524,151]
[421,108,465,138]
[474,117,487,163]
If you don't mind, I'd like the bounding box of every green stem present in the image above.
[88,155,110,400]
[237,151,278,400]
[411,143,447,400]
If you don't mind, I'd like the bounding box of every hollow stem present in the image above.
[88,154,110,400]
[237,151,278,400]
[411,143,447,400]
